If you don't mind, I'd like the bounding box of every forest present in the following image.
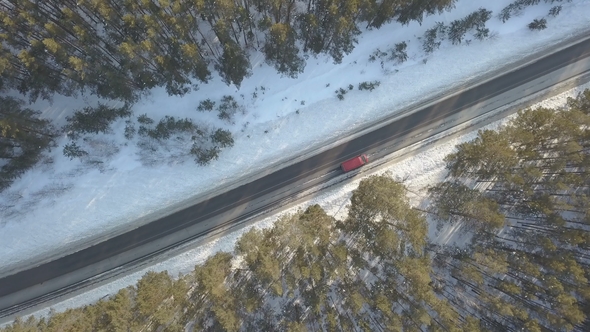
[0,0,460,191]
[2,88,588,331]
[0,0,461,103]
[0,0,571,191]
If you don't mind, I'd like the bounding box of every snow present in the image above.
[1,0,590,312]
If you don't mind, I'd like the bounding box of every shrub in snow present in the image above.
[499,0,560,23]
[467,8,492,27]
[358,81,381,91]
[368,48,388,62]
[63,142,88,160]
[368,43,409,67]
[197,99,216,112]
[498,1,529,23]
[210,129,234,148]
[137,115,202,142]
[191,145,220,165]
[61,104,131,165]
[447,20,465,45]
[422,22,446,54]
[448,8,492,45]
[137,114,154,125]
[474,27,490,41]
[148,116,196,140]
[498,6,513,23]
[217,95,244,123]
[548,5,562,16]
[134,115,220,166]
[63,104,131,140]
[124,120,136,140]
[528,18,547,30]
[335,88,347,100]
[137,114,154,137]
[390,42,408,63]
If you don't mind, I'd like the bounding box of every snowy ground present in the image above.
[1,0,590,281]
[15,76,590,325]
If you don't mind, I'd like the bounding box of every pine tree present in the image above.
[2,316,39,332]
[210,128,234,148]
[214,41,251,88]
[0,96,56,191]
[422,22,446,54]
[194,252,241,331]
[263,23,305,77]
[390,41,408,63]
[428,180,505,234]
[235,227,283,296]
[62,104,132,140]
[135,271,178,329]
[296,0,361,64]
[191,145,221,165]
[445,129,519,181]
[97,288,135,331]
[370,0,457,27]
[528,18,547,30]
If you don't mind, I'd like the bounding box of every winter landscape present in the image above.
[1,0,590,330]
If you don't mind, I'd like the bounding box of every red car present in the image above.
[341,154,369,172]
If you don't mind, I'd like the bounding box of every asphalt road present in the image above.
[2,37,590,316]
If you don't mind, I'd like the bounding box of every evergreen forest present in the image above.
[0,0,460,102]
[0,0,571,190]
[2,89,589,332]
[0,0,459,191]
